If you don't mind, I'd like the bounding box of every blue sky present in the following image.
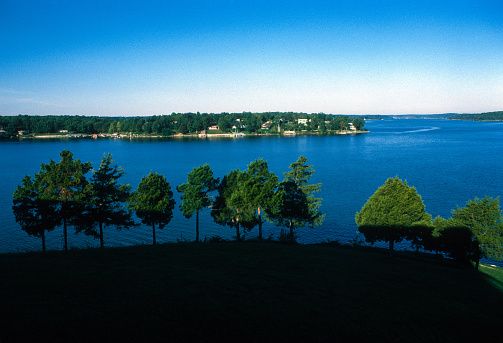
[1,0,502,116]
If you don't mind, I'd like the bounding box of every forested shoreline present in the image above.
[0,112,366,138]
[2,110,502,139]
[448,111,503,121]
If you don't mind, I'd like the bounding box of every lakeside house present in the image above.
[297,118,309,125]
[232,124,246,130]
[261,122,271,130]
[208,125,219,130]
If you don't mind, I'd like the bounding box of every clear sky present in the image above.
[1,0,502,116]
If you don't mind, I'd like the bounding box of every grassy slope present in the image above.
[0,242,502,343]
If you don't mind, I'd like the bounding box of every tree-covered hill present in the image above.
[448,111,503,121]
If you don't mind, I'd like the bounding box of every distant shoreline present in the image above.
[27,130,370,139]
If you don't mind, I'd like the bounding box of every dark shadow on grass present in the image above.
[1,242,503,342]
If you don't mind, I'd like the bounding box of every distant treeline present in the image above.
[448,111,503,121]
[0,112,366,137]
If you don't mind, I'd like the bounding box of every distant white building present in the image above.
[297,118,309,125]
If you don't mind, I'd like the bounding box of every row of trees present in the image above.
[1,113,365,137]
[13,151,325,251]
[355,177,503,269]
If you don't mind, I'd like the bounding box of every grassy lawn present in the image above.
[0,242,502,342]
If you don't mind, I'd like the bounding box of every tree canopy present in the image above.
[77,153,134,248]
[177,164,219,242]
[355,176,431,256]
[240,158,279,239]
[12,175,60,252]
[211,169,256,241]
[36,150,92,250]
[268,155,325,242]
[128,171,175,245]
[451,196,503,269]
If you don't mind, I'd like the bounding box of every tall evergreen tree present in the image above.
[177,164,218,242]
[211,169,256,241]
[78,153,134,248]
[355,176,431,256]
[283,156,325,228]
[269,181,310,242]
[241,158,278,240]
[37,150,92,251]
[268,156,325,242]
[128,171,175,245]
[12,175,60,252]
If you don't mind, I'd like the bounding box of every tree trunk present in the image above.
[41,230,46,253]
[63,217,68,251]
[475,245,481,271]
[152,223,156,245]
[235,221,240,241]
[195,209,199,243]
[258,207,263,240]
[99,221,104,248]
[289,220,294,243]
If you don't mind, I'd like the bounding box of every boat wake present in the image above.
[401,126,440,134]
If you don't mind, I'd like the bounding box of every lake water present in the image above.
[1,119,502,261]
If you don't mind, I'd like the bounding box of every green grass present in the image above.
[0,242,502,342]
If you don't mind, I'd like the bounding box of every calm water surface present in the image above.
[1,119,502,260]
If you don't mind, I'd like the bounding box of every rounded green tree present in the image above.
[451,196,503,270]
[128,171,175,245]
[355,176,431,256]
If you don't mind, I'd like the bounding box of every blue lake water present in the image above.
[1,119,502,262]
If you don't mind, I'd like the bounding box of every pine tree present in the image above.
[177,164,218,242]
[240,158,278,240]
[37,150,92,251]
[12,175,60,252]
[78,153,134,248]
[211,169,256,241]
[268,156,325,242]
[128,171,175,245]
